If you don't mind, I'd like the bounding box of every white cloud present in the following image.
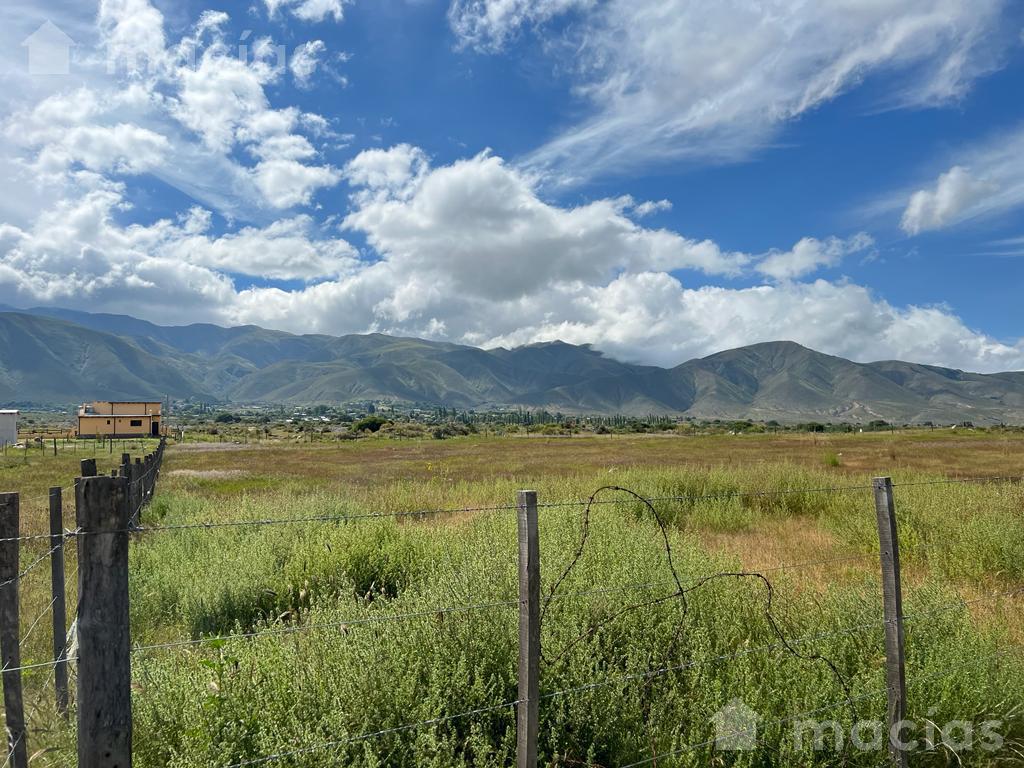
[901,166,997,234]
[2,4,342,217]
[3,77,1022,377]
[898,126,1024,234]
[290,40,326,88]
[756,233,874,281]
[171,47,283,153]
[253,159,341,208]
[631,199,672,218]
[343,143,429,201]
[146,210,359,280]
[448,0,593,51]
[479,274,1024,372]
[0,180,359,318]
[265,0,348,23]
[35,123,171,175]
[342,147,750,303]
[98,0,168,74]
[450,0,1011,182]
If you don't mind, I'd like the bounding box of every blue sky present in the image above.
[1,0,1024,371]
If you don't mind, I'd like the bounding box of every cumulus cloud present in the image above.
[98,0,168,73]
[3,145,1022,372]
[898,126,1024,234]
[0,179,359,319]
[756,233,874,281]
[478,275,1024,371]
[343,143,429,201]
[2,2,342,218]
[146,210,359,280]
[901,166,997,234]
[342,148,750,303]
[253,159,341,208]
[449,0,1011,182]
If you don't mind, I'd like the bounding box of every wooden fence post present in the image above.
[80,458,97,478]
[873,477,908,768]
[49,487,69,716]
[516,490,540,768]
[0,493,28,768]
[76,476,132,768]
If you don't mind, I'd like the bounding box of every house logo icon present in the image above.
[712,698,759,750]
[22,20,74,76]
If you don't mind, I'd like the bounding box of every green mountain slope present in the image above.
[2,309,1024,422]
[0,313,207,403]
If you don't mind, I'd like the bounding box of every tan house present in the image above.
[77,401,163,439]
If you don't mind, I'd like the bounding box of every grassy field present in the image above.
[3,430,1024,766]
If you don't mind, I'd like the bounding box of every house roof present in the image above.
[82,403,161,409]
[0,410,19,415]
[79,413,157,418]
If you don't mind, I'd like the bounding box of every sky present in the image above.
[1,0,1024,372]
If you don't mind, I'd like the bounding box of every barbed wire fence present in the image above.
[0,454,1021,767]
[0,437,165,768]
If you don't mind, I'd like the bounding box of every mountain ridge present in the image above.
[1,307,1022,423]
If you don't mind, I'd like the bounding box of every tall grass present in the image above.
[10,437,1024,765]
[122,475,1024,766]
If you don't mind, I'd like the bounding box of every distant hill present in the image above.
[2,307,1024,423]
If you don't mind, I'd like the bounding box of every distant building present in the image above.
[0,410,17,447]
[77,402,162,439]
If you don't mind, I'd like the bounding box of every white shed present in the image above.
[0,410,18,447]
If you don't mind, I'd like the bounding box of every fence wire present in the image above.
[221,699,521,767]
[4,453,1024,766]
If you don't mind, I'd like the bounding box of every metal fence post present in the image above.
[873,477,909,768]
[516,490,540,768]
[76,475,132,767]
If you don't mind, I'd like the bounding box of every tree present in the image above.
[352,415,388,433]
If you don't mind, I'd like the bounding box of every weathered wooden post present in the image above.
[516,490,540,768]
[49,487,69,716]
[873,477,908,768]
[80,458,97,478]
[76,475,132,767]
[0,493,28,768]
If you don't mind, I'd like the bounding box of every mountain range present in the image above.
[2,305,1023,423]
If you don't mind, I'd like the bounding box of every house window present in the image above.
[106,420,111,425]
[130,419,143,427]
